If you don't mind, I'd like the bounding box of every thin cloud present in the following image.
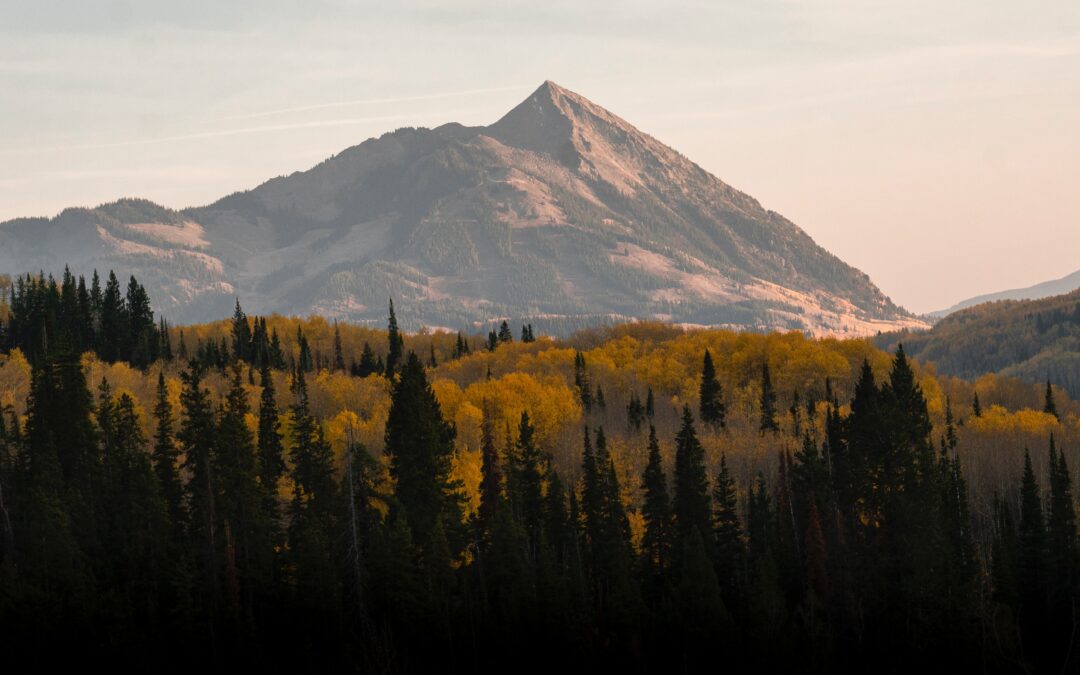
[0,109,487,156]
[219,84,529,121]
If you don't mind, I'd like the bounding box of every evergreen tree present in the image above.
[513,411,545,560]
[1044,380,1059,420]
[355,342,378,377]
[673,406,711,545]
[216,362,271,615]
[574,351,592,413]
[478,405,501,537]
[498,320,513,343]
[333,321,346,372]
[759,360,778,433]
[125,276,156,368]
[99,271,126,363]
[699,349,726,428]
[712,454,744,601]
[231,299,251,364]
[287,367,339,607]
[1017,448,1047,643]
[178,361,220,604]
[972,391,982,418]
[384,352,463,572]
[385,298,404,377]
[1047,435,1077,604]
[640,425,672,578]
[152,371,185,536]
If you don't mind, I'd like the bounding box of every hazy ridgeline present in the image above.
[0,269,1077,672]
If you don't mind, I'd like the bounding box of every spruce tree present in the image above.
[699,349,725,428]
[1017,449,1047,640]
[384,352,463,570]
[712,454,744,601]
[1044,380,1059,420]
[514,411,545,560]
[178,361,219,602]
[333,321,346,372]
[1047,435,1077,602]
[641,425,673,577]
[478,405,501,537]
[498,320,513,343]
[673,406,711,545]
[759,360,778,433]
[385,298,404,377]
[287,367,339,606]
[152,371,186,536]
[231,299,251,364]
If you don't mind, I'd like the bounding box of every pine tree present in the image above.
[478,405,501,537]
[216,362,271,614]
[1047,435,1077,602]
[641,425,673,579]
[99,271,126,363]
[972,391,982,417]
[1017,449,1047,640]
[673,406,711,545]
[574,351,592,413]
[385,298,404,377]
[384,352,463,571]
[498,320,513,343]
[231,299,252,364]
[1044,380,1059,420]
[428,343,438,369]
[514,411,545,560]
[287,367,339,606]
[178,361,220,604]
[152,371,185,536]
[296,327,313,373]
[759,360,778,433]
[333,321,346,372]
[712,454,743,601]
[126,276,156,368]
[699,349,726,428]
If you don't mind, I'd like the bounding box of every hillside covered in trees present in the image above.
[879,288,1080,397]
[0,269,1077,672]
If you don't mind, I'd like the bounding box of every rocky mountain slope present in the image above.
[0,81,924,335]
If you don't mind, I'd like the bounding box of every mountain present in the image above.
[930,268,1080,318]
[878,288,1080,396]
[0,81,924,335]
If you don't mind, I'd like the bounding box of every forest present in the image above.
[0,269,1078,672]
[879,287,1080,397]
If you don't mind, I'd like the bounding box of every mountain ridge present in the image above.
[931,268,1080,318]
[0,81,924,335]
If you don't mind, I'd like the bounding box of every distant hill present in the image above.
[0,81,924,336]
[878,288,1080,396]
[930,268,1080,318]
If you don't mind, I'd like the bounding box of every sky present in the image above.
[1,1,1078,314]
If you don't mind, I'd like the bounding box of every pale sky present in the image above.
[1,1,1078,313]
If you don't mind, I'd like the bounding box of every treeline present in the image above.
[0,271,1078,672]
[1,268,163,368]
[880,287,1080,396]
